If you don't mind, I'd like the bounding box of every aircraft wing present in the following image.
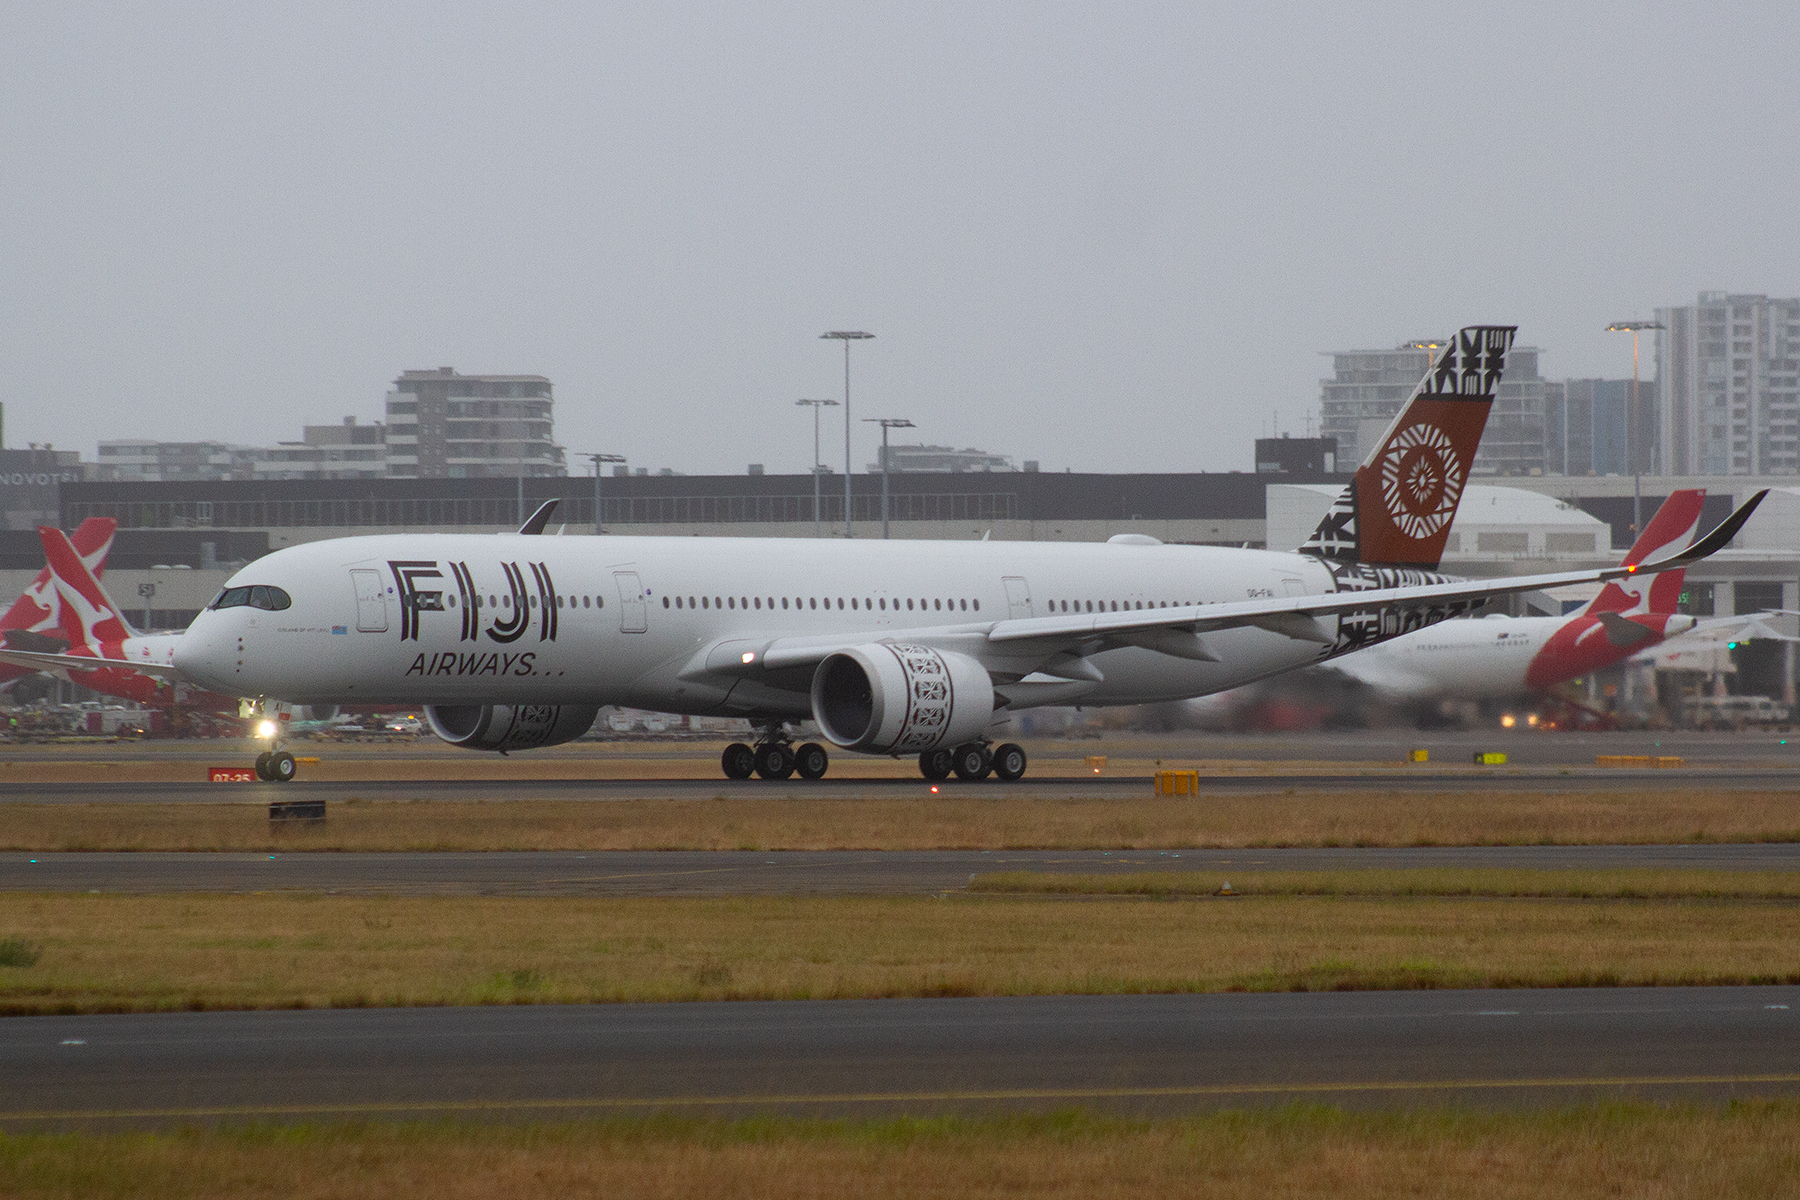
[742,490,1769,676]
[0,647,185,681]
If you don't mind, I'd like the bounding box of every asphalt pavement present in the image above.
[7,844,1800,896]
[6,987,1800,1127]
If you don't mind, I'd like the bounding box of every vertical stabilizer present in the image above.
[0,518,118,641]
[1582,489,1706,617]
[1300,326,1516,568]
[40,526,136,654]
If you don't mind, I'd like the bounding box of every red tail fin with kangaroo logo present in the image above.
[41,525,135,657]
[1582,489,1707,617]
[0,519,117,643]
[1299,326,1516,569]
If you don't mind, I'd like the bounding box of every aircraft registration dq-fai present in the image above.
[0,327,1767,784]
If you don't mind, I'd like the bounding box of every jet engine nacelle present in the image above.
[810,644,995,753]
[424,704,600,752]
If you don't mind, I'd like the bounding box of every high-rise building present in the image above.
[1318,340,1551,475]
[1545,380,1635,477]
[256,417,387,480]
[93,441,262,482]
[1656,292,1800,475]
[383,368,566,479]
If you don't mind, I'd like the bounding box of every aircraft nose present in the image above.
[172,614,236,690]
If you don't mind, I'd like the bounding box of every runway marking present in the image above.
[9,1072,1800,1121]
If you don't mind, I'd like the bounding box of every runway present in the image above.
[7,843,1800,895]
[5,987,1799,1126]
[4,763,1800,805]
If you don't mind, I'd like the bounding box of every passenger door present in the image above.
[351,569,388,633]
[1003,576,1034,619]
[614,571,648,634]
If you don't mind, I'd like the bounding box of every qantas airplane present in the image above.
[1329,489,1714,700]
[0,518,117,693]
[0,327,1769,783]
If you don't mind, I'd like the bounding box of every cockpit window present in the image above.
[212,585,292,611]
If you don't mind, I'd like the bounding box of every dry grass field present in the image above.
[4,883,1800,1013]
[3,1106,1800,1199]
[8,787,1800,851]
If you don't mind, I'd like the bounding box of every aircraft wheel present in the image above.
[721,743,756,780]
[269,751,297,783]
[793,742,830,780]
[754,743,795,780]
[919,748,954,781]
[992,742,1028,782]
[254,751,274,781]
[951,742,991,782]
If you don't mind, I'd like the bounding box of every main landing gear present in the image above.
[721,727,830,781]
[918,740,1027,783]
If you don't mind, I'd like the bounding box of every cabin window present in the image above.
[529,595,538,608]
[556,595,564,609]
[447,595,457,608]
[701,597,709,609]
[662,596,670,608]
[837,598,844,609]
[502,596,511,609]
[596,596,603,608]
[582,596,591,608]
[753,597,761,609]
[906,598,913,610]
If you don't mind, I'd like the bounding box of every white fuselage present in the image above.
[174,533,1349,715]
[1330,613,1553,698]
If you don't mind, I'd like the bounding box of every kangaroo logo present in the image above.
[1378,421,1464,541]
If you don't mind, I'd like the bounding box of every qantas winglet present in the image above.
[518,500,559,536]
[1626,490,1766,575]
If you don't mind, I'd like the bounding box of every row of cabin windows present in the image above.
[1049,599,1196,612]
[662,595,980,613]
[460,594,604,610]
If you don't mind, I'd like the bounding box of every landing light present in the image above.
[1500,713,1517,729]
[741,651,755,664]
[257,720,278,739]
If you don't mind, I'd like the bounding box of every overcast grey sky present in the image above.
[3,2,1796,476]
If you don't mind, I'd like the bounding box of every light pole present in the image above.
[863,418,915,539]
[585,453,626,534]
[1607,320,1665,539]
[795,399,838,536]
[821,331,873,536]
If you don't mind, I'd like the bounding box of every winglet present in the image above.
[1627,490,1766,575]
[518,500,559,535]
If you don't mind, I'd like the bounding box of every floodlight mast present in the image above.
[821,331,873,536]
[584,453,626,534]
[1607,320,1666,538]
[864,417,916,539]
[795,399,838,536]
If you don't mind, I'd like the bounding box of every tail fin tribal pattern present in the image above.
[1300,326,1516,569]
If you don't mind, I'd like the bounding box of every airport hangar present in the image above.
[9,469,1800,702]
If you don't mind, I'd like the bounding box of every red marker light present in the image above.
[930,785,939,793]
[1625,565,1638,573]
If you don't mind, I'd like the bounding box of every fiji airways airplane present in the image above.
[0,327,1768,783]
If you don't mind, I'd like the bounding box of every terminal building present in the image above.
[0,464,1795,710]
